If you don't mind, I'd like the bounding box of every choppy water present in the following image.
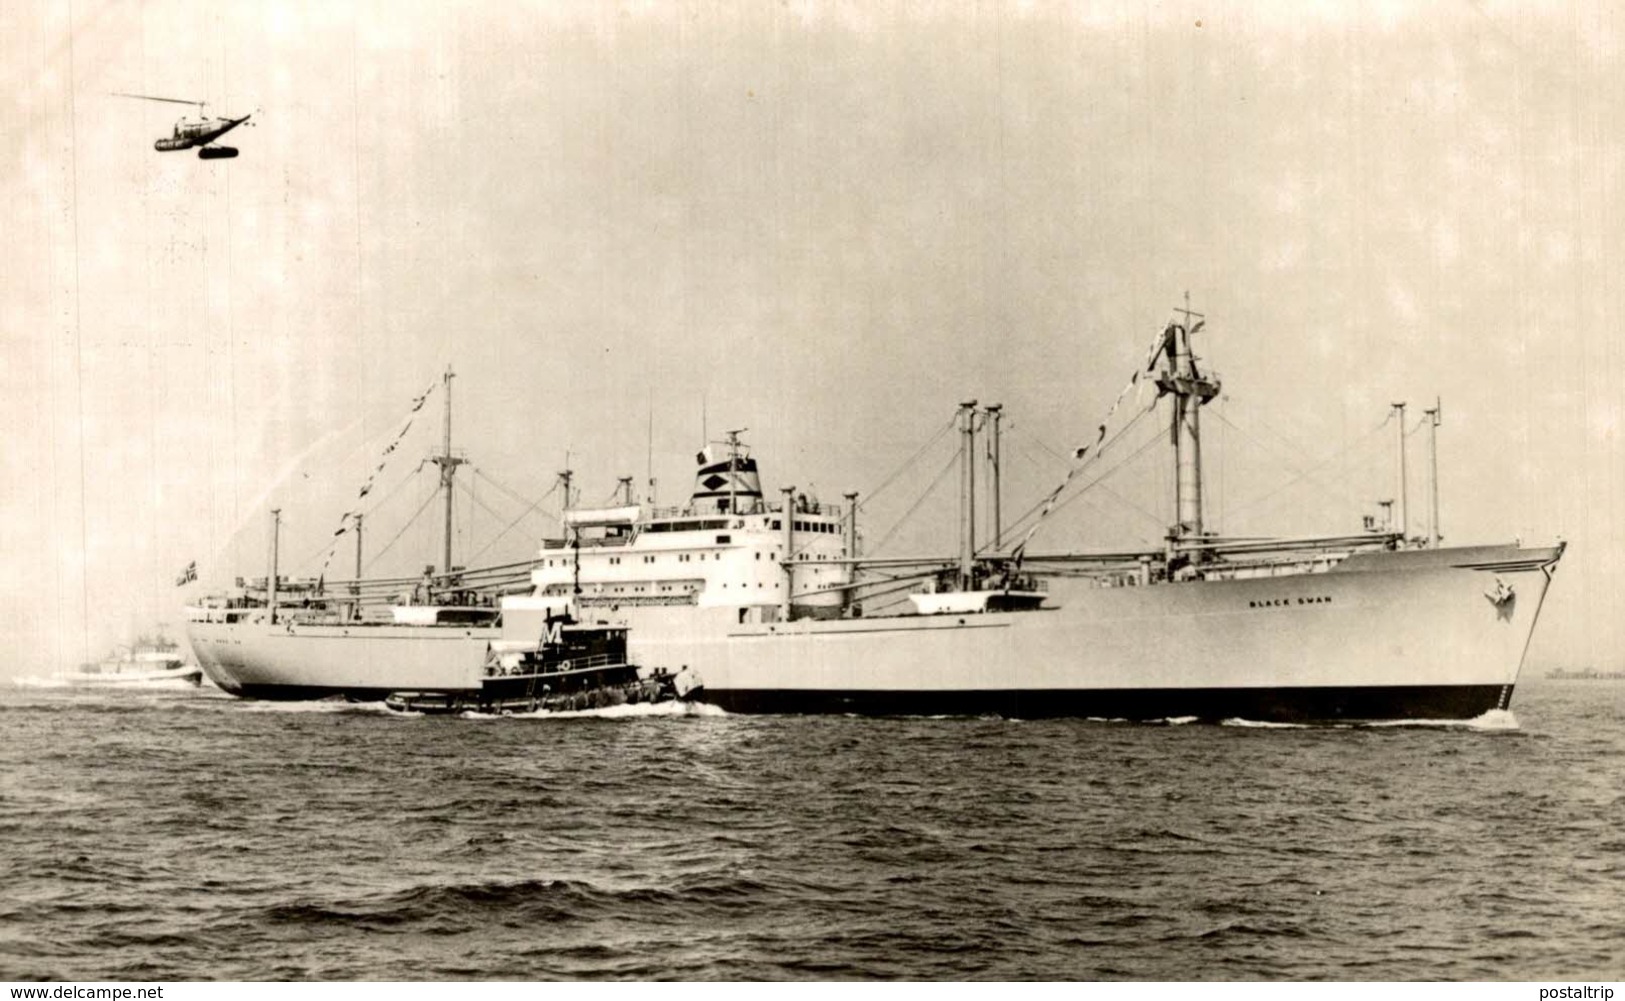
[1,678,1620,981]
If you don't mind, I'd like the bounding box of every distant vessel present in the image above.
[1545,668,1625,680]
[65,633,203,687]
[189,306,1565,721]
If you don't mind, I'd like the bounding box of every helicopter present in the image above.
[114,93,254,159]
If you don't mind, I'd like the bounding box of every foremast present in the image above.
[1155,297,1221,561]
[957,400,978,590]
[428,365,466,576]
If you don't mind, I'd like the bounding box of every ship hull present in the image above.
[187,544,1560,719]
[615,544,1560,722]
[186,619,494,700]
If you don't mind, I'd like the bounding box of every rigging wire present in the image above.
[1009,411,1168,539]
[867,449,964,556]
[1209,405,1381,487]
[997,402,1160,545]
[365,484,443,573]
[290,453,441,573]
[965,417,1166,552]
[997,421,1164,553]
[473,468,561,527]
[1009,436,1166,535]
[1024,420,1172,530]
[989,439,1086,547]
[465,475,560,564]
[1216,410,1393,522]
[454,474,514,529]
[857,415,957,512]
[1007,421,1075,468]
[294,526,340,576]
[454,474,545,564]
[1222,396,1388,477]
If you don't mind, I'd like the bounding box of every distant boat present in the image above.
[1545,668,1625,680]
[63,633,203,688]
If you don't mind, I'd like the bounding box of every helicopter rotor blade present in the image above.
[111,92,206,108]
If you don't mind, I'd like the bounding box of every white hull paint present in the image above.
[188,542,1560,720]
[607,544,1561,719]
[187,619,494,699]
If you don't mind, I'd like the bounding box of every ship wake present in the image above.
[478,700,727,720]
[1363,708,1520,731]
[382,699,727,721]
[228,700,403,716]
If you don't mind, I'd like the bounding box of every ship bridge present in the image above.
[690,430,765,515]
[508,437,855,635]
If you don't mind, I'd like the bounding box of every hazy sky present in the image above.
[3,1,1621,676]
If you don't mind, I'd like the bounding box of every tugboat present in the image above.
[63,631,204,687]
[384,615,699,715]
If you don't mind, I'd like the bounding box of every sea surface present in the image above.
[1,677,1620,981]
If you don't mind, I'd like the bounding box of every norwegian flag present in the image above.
[174,560,197,587]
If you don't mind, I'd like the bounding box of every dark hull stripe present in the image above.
[697,685,1513,722]
[220,681,1512,721]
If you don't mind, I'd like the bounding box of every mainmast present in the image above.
[267,507,282,624]
[1425,399,1442,547]
[1392,401,1409,543]
[780,485,796,621]
[428,366,466,576]
[724,428,747,514]
[844,489,861,615]
[557,468,574,522]
[350,512,364,621]
[1156,296,1221,553]
[985,403,1003,551]
[958,400,978,590]
[556,467,578,596]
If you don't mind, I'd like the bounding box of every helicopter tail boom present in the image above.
[114,92,206,109]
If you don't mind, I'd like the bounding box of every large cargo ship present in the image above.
[187,309,1564,719]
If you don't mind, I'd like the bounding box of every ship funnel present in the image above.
[691,430,764,514]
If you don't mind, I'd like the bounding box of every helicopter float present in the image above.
[114,93,255,159]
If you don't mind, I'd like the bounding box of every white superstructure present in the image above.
[505,433,852,639]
